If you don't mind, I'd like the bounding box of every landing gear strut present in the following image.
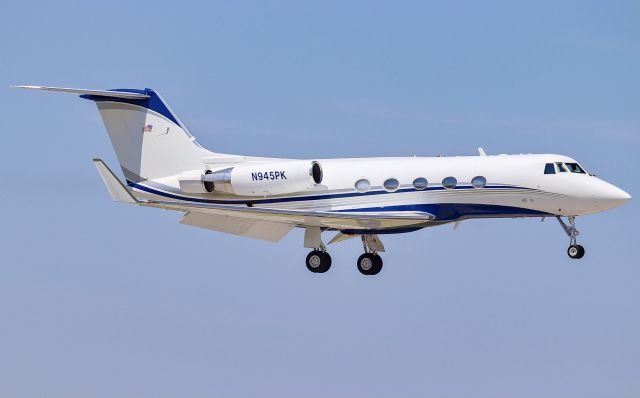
[304,227,332,273]
[357,236,383,275]
[557,216,585,259]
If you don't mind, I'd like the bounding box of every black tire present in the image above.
[567,244,585,259]
[357,253,376,275]
[320,252,332,272]
[575,245,585,259]
[306,250,331,273]
[369,254,383,275]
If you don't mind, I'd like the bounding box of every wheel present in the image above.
[320,252,332,271]
[357,253,382,275]
[369,254,383,275]
[357,253,374,275]
[306,250,331,273]
[567,244,585,259]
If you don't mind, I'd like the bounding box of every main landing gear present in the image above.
[303,227,385,276]
[304,247,384,275]
[357,235,384,275]
[357,253,383,275]
[304,227,332,273]
[557,216,585,259]
[305,247,332,273]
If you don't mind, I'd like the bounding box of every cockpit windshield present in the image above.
[544,163,555,174]
[544,162,587,175]
[565,162,586,173]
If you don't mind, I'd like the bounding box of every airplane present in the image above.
[16,85,632,275]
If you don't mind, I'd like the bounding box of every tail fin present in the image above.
[15,86,216,182]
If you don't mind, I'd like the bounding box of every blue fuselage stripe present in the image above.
[338,203,550,221]
[127,181,550,223]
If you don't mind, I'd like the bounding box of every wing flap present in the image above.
[180,212,293,242]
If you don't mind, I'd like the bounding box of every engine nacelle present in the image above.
[178,160,323,196]
[178,169,212,194]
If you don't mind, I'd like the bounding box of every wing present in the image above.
[94,159,435,237]
[150,200,434,230]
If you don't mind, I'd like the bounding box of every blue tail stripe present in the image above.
[80,88,182,127]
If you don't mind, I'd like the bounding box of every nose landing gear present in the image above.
[557,216,585,259]
[567,244,585,259]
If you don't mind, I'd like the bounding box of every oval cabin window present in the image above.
[442,176,457,189]
[355,179,371,192]
[471,176,487,188]
[413,177,428,190]
[383,178,399,192]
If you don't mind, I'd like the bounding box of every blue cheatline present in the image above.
[127,180,548,223]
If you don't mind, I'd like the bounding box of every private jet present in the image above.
[16,86,632,275]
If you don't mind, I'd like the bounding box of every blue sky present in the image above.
[1,1,638,397]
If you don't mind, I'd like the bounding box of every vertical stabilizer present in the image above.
[83,88,215,182]
[15,86,221,182]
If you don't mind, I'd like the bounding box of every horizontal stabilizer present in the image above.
[13,85,149,99]
[93,159,139,204]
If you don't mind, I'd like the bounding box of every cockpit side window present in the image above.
[556,162,567,172]
[544,163,555,174]
[565,163,586,174]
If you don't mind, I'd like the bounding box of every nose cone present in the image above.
[591,179,631,210]
[612,186,632,202]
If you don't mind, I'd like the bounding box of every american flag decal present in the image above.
[142,124,153,133]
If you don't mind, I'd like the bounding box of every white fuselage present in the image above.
[128,153,630,232]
